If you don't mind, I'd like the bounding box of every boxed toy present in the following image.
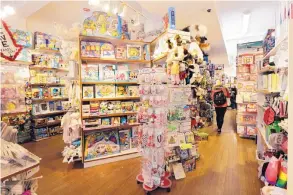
[99,101,108,114]
[182,157,196,173]
[34,32,61,51]
[80,41,101,58]
[81,64,99,81]
[11,29,33,48]
[113,101,122,113]
[101,117,111,126]
[100,43,115,59]
[127,115,137,124]
[99,64,116,81]
[32,88,42,99]
[115,46,126,59]
[119,129,131,151]
[111,117,120,126]
[121,101,133,112]
[128,86,139,97]
[84,131,120,160]
[50,87,61,98]
[83,86,95,99]
[116,85,128,97]
[126,45,141,60]
[106,101,115,113]
[95,84,115,98]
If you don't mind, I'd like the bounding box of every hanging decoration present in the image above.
[0,20,22,61]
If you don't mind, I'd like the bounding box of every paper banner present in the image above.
[0,20,22,61]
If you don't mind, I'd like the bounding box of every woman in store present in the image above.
[211,80,230,133]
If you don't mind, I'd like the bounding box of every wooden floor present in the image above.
[23,110,262,195]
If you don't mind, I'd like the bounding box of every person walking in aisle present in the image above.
[212,80,230,133]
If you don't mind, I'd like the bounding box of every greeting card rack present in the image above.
[78,35,151,168]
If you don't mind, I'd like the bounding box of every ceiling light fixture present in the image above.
[242,11,251,35]
[88,0,100,6]
[103,3,110,12]
[4,5,15,15]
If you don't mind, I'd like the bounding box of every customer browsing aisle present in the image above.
[23,110,262,195]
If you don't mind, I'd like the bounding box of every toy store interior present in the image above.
[0,1,292,195]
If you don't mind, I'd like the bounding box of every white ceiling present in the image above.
[215,1,277,72]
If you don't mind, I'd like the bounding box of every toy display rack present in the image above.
[79,35,151,168]
[29,48,69,142]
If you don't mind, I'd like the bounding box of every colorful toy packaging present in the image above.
[84,131,120,160]
[81,41,101,58]
[95,84,115,98]
[82,86,94,99]
[99,64,116,81]
[119,129,131,151]
[127,45,141,60]
[100,43,115,59]
[116,85,128,97]
[115,46,126,59]
[115,64,129,81]
[128,86,139,97]
[81,64,99,81]
[11,29,33,48]
[34,32,61,51]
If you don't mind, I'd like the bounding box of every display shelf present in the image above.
[262,35,288,60]
[152,54,167,63]
[1,111,29,116]
[33,120,61,128]
[1,161,40,181]
[83,123,140,132]
[33,111,67,118]
[82,97,140,101]
[237,111,258,114]
[238,102,257,104]
[29,66,69,72]
[84,148,139,162]
[237,123,257,126]
[84,149,141,168]
[82,112,137,119]
[256,89,280,95]
[257,127,273,150]
[82,81,138,85]
[0,59,32,65]
[31,83,66,87]
[34,48,61,55]
[32,97,69,102]
[81,57,150,64]
[80,35,150,46]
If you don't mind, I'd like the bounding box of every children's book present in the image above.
[113,101,122,113]
[128,86,139,97]
[119,129,131,151]
[115,46,126,59]
[95,84,115,98]
[83,86,94,99]
[81,64,99,81]
[127,115,137,124]
[80,41,101,57]
[32,88,42,99]
[39,102,49,113]
[111,117,120,126]
[129,70,138,81]
[100,43,115,59]
[107,101,115,113]
[50,87,61,98]
[101,117,111,126]
[127,45,142,60]
[120,116,127,125]
[116,85,128,97]
[122,101,134,112]
[99,64,116,81]
[115,64,129,81]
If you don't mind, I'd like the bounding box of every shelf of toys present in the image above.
[235,41,263,138]
[256,3,291,192]
[79,34,151,167]
[29,31,72,141]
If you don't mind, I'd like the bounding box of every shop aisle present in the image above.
[23,110,262,195]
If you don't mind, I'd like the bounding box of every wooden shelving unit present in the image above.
[79,35,151,167]
[33,111,67,118]
[31,83,66,87]
[1,161,40,181]
[29,66,69,72]
[82,97,140,102]
[0,59,32,65]
[32,97,69,103]
[82,81,138,85]
[34,48,61,55]
[33,120,61,128]
[82,112,137,119]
